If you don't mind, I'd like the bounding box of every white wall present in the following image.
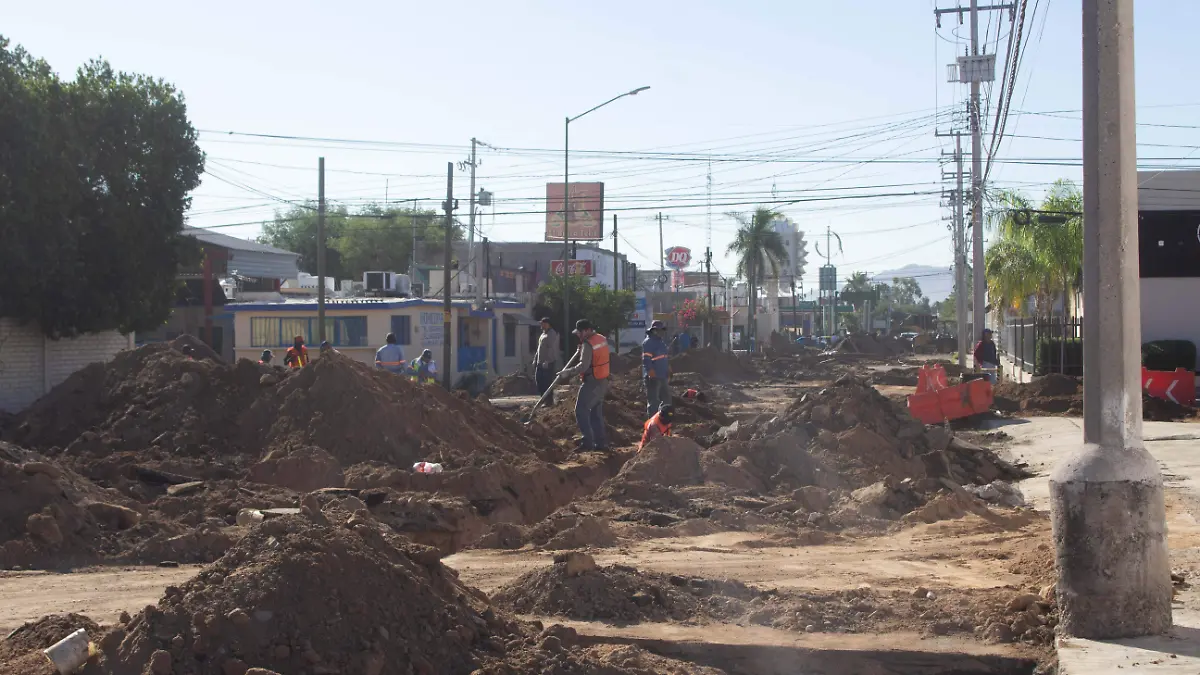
[0,319,132,412]
[1141,278,1200,349]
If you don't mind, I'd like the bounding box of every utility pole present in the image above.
[955,134,968,366]
[317,157,327,344]
[705,248,714,346]
[969,0,986,343]
[465,138,481,305]
[410,199,419,290]
[657,212,665,291]
[613,214,620,355]
[1049,0,1170,639]
[441,163,454,391]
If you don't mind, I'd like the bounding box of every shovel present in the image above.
[521,370,570,426]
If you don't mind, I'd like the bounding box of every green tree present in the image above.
[986,180,1083,318]
[890,277,924,307]
[726,207,789,343]
[0,38,205,337]
[260,204,454,280]
[537,275,636,351]
[841,271,873,294]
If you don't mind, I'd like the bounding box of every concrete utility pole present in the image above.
[954,134,968,366]
[317,157,327,344]
[467,138,479,304]
[441,163,454,391]
[612,214,620,355]
[1049,0,1172,639]
[968,0,986,343]
[657,212,665,290]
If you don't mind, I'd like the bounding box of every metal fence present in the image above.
[999,315,1083,375]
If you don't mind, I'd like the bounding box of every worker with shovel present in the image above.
[558,319,611,451]
[642,320,671,419]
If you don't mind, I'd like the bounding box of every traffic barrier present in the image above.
[916,364,949,394]
[1141,367,1196,406]
[908,365,993,424]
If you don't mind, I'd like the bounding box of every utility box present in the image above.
[948,54,996,83]
[363,271,412,296]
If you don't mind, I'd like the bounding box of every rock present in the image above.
[21,461,63,479]
[983,622,1014,644]
[249,446,345,492]
[715,421,740,442]
[299,494,329,526]
[540,624,579,647]
[85,501,142,530]
[222,659,249,675]
[166,481,206,497]
[1006,593,1042,613]
[235,509,265,526]
[912,587,930,598]
[336,496,369,512]
[1010,613,1038,636]
[100,626,126,654]
[259,374,279,386]
[226,608,250,626]
[804,624,817,632]
[810,405,832,424]
[1040,583,1056,602]
[792,486,832,512]
[563,552,596,577]
[926,427,952,452]
[25,513,62,545]
[632,591,654,606]
[700,452,766,492]
[150,649,174,674]
[539,635,563,652]
[158,561,180,568]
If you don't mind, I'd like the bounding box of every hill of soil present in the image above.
[669,348,756,384]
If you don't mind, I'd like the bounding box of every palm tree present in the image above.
[727,207,789,346]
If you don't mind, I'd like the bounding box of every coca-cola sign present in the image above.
[550,259,594,276]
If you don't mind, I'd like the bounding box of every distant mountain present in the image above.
[871,264,955,302]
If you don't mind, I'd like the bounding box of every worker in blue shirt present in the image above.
[642,320,671,419]
[375,333,407,373]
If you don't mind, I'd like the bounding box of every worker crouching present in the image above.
[640,404,673,450]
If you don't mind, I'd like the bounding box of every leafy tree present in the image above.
[259,204,454,280]
[726,207,789,343]
[537,275,636,352]
[0,37,204,337]
[841,271,873,294]
[890,277,924,307]
[986,180,1082,319]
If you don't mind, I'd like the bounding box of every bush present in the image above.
[1036,338,1083,376]
[1142,340,1197,373]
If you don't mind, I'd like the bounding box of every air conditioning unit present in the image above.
[411,283,425,297]
[363,271,412,296]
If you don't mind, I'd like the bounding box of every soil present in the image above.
[0,516,720,675]
[669,348,757,384]
[488,373,537,397]
[992,374,1200,420]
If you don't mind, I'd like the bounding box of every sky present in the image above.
[8,0,1200,301]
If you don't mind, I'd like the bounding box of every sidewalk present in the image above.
[992,416,1200,673]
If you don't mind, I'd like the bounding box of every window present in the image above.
[390,315,412,345]
[247,316,369,347]
[504,323,516,357]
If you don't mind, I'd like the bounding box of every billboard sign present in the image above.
[419,311,444,348]
[628,292,648,329]
[550,259,595,277]
[545,182,604,241]
[664,246,692,270]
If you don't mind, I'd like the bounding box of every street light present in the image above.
[561,86,650,362]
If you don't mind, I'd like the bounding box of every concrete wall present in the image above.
[0,319,132,412]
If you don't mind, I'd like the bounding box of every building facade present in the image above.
[0,319,133,412]
[1138,170,1200,352]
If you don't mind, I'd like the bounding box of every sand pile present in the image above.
[993,374,1082,415]
[487,372,537,397]
[50,516,722,675]
[669,348,756,384]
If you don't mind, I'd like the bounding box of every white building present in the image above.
[0,319,133,412]
[1138,170,1200,350]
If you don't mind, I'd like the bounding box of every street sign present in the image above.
[818,265,837,292]
[664,246,692,270]
[550,259,594,276]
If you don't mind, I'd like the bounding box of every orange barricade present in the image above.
[908,364,993,424]
[1142,367,1196,406]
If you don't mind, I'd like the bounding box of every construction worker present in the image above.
[973,328,1000,384]
[642,320,671,419]
[534,317,560,395]
[639,404,673,450]
[375,333,407,373]
[558,319,610,451]
[411,349,437,383]
[259,349,273,365]
[283,336,309,368]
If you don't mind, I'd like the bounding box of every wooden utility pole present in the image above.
[442,163,454,390]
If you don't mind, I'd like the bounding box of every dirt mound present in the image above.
[0,613,102,663]
[85,516,717,675]
[487,372,537,397]
[493,556,758,623]
[1142,393,1200,422]
[669,348,756,384]
[836,334,907,358]
[993,374,1082,416]
[870,367,919,386]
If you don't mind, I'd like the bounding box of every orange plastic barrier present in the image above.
[1142,367,1196,406]
[908,364,993,424]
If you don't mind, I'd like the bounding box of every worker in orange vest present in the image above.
[558,319,611,451]
[283,336,309,368]
[640,404,673,450]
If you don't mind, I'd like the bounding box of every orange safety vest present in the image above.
[585,333,610,380]
[286,345,309,368]
[639,413,672,450]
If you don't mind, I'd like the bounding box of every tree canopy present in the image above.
[259,204,455,281]
[536,275,636,350]
[726,207,788,339]
[0,37,205,337]
[985,180,1082,318]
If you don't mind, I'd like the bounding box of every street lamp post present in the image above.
[561,86,650,363]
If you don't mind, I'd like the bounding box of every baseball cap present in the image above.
[574,319,593,333]
[649,320,667,331]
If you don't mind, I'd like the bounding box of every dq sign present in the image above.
[665,246,692,270]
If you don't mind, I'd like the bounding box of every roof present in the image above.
[184,227,300,279]
[227,297,526,312]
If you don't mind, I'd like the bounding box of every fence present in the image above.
[1000,315,1083,376]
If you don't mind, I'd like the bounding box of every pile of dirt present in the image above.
[870,367,919,386]
[487,372,537,397]
[669,348,756,384]
[992,374,1082,415]
[493,556,1057,645]
[27,516,719,675]
[1142,393,1200,422]
[835,334,908,358]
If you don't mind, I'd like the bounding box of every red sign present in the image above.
[1142,367,1197,406]
[550,259,594,277]
[665,246,692,270]
[545,182,605,241]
